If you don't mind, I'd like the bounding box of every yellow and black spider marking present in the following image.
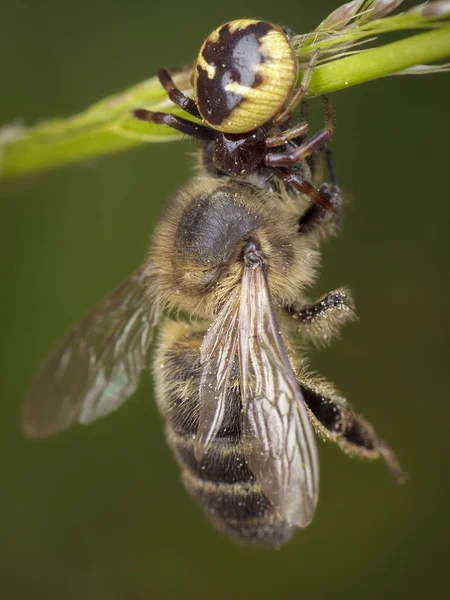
[193,19,298,134]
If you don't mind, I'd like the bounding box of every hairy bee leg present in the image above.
[157,68,202,118]
[132,109,215,142]
[298,378,406,482]
[285,288,356,345]
[265,97,335,168]
[298,182,342,234]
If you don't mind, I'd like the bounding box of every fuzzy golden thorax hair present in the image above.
[145,174,321,318]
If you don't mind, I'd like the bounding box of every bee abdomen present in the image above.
[166,420,294,544]
[182,469,294,546]
[154,321,294,546]
[165,420,293,544]
[166,425,255,485]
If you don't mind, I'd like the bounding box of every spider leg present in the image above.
[265,97,334,167]
[265,121,310,148]
[132,109,215,142]
[271,50,319,126]
[274,168,336,211]
[157,68,201,118]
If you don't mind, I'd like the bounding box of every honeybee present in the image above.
[24,19,405,547]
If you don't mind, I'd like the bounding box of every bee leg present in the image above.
[298,377,407,483]
[157,68,201,118]
[132,109,215,142]
[285,288,356,345]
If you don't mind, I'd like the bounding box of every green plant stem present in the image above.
[0,27,449,181]
[308,27,450,93]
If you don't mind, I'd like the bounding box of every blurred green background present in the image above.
[1,1,449,598]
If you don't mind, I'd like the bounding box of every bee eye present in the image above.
[193,19,298,134]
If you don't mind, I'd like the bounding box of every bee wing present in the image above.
[238,264,320,528]
[195,286,241,460]
[23,266,159,438]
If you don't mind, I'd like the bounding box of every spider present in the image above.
[133,19,335,210]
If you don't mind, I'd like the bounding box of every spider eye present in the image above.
[193,19,298,134]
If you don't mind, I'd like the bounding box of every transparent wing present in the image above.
[195,286,241,460]
[238,264,320,528]
[23,266,159,438]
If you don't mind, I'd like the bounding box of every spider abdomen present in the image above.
[194,19,298,134]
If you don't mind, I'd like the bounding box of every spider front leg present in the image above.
[275,168,336,211]
[265,121,310,148]
[266,99,311,148]
[265,97,334,168]
[298,179,342,234]
[271,50,319,126]
[298,375,406,483]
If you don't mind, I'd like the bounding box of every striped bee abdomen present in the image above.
[153,320,294,546]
